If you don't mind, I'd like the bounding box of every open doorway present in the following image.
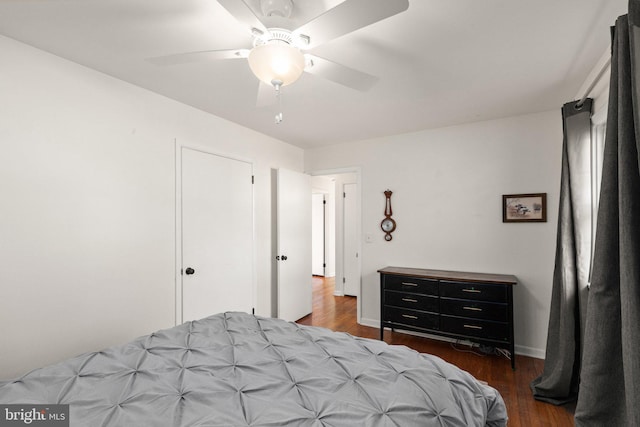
[310,170,361,321]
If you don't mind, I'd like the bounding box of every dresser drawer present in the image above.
[383,275,438,296]
[384,290,439,312]
[384,306,439,330]
[440,298,508,322]
[439,280,507,303]
[440,315,509,342]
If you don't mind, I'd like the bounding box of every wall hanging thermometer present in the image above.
[380,190,396,241]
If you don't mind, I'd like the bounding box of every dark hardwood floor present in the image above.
[297,276,575,427]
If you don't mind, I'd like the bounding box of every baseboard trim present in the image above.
[359,317,379,329]
[514,344,545,360]
[358,317,544,359]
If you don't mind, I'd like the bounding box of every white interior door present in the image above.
[311,193,325,276]
[181,147,253,322]
[277,168,312,322]
[343,183,359,296]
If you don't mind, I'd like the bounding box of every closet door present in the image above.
[181,147,254,322]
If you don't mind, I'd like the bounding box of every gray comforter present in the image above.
[0,312,507,426]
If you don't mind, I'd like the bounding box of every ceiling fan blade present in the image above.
[305,54,378,91]
[217,0,268,35]
[146,49,249,66]
[256,81,277,108]
[293,0,409,49]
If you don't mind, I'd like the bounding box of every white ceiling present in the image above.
[0,0,628,149]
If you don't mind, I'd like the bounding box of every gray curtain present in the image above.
[530,99,593,405]
[575,5,640,426]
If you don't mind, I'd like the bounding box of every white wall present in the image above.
[575,48,611,123]
[305,110,563,358]
[0,35,303,380]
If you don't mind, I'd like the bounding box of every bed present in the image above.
[0,312,507,426]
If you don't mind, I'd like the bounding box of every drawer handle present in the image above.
[463,324,483,330]
[402,298,418,303]
[401,282,418,287]
[462,289,481,293]
[463,306,483,312]
[402,314,418,319]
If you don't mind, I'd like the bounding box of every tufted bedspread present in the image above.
[0,312,507,426]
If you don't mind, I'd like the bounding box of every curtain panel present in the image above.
[574,4,640,425]
[530,99,592,405]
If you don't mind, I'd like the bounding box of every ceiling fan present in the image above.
[149,0,410,112]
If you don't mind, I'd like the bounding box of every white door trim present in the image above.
[343,183,359,297]
[311,193,326,276]
[174,139,257,325]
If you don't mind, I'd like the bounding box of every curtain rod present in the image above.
[575,56,612,109]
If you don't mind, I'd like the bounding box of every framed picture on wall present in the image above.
[502,193,547,223]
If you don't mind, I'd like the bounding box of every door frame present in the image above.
[174,140,257,325]
[308,167,362,324]
[311,192,326,277]
[342,182,360,297]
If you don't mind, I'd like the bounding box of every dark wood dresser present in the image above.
[379,266,517,369]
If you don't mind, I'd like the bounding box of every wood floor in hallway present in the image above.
[297,276,575,427]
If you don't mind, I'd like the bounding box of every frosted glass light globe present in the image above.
[247,43,305,86]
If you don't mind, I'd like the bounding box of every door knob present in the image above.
[185,267,195,275]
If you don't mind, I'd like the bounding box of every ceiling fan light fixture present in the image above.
[247,42,305,86]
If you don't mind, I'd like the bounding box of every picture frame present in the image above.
[502,193,547,223]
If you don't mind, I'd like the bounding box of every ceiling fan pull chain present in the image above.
[276,89,283,124]
[272,79,284,124]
